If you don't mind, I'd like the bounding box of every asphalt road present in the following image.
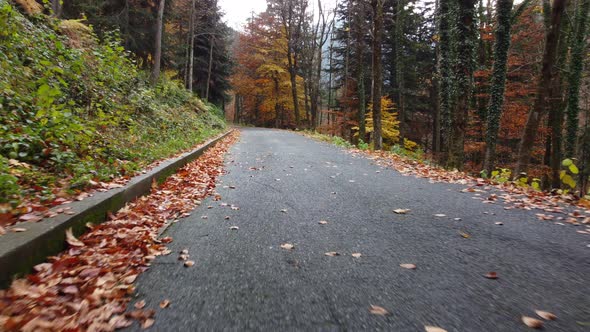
[128,128,589,331]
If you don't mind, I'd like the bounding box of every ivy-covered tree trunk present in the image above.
[482,0,514,174]
[150,0,166,86]
[447,0,477,170]
[514,0,567,176]
[437,0,454,162]
[565,0,590,157]
[371,0,384,150]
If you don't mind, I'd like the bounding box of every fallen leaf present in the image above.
[142,318,155,329]
[434,214,446,217]
[224,216,231,220]
[135,300,146,309]
[229,226,239,230]
[280,243,294,250]
[484,272,498,279]
[352,253,362,258]
[65,228,85,247]
[178,254,189,261]
[325,252,340,257]
[495,222,504,225]
[180,249,189,255]
[184,260,195,267]
[11,227,27,232]
[369,305,389,316]
[400,263,417,269]
[19,213,42,223]
[159,299,170,308]
[393,209,410,214]
[318,220,328,225]
[535,310,557,321]
[522,316,544,329]
[280,209,288,213]
[459,231,470,238]
[425,326,447,332]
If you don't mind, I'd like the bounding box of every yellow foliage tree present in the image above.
[357,96,400,149]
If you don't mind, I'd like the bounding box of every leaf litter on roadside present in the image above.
[369,305,390,316]
[0,132,239,331]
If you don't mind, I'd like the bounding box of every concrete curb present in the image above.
[0,130,232,288]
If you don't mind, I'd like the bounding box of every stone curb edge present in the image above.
[0,130,232,288]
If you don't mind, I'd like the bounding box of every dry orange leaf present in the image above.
[352,253,362,258]
[400,263,417,269]
[65,228,84,247]
[325,252,340,257]
[184,260,195,267]
[522,316,544,329]
[393,209,410,214]
[369,305,389,316]
[159,299,170,308]
[535,310,557,320]
[484,272,498,279]
[11,227,27,232]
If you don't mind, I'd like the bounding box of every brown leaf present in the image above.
[325,252,340,257]
[159,299,170,308]
[11,227,27,232]
[425,326,447,332]
[535,310,557,321]
[19,213,42,222]
[280,243,294,250]
[400,263,417,270]
[393,209,410,214]
[184,260,195,267]
[142,318,155,329]
[180,249,189,255]
[352,253,362,258]
[522,316,544,329]
[135,300,146,309]
[369,305,389,316]
[484,272,498,279]
[459,231,470,238]
[65,228,85,247]
[318,220,329,225]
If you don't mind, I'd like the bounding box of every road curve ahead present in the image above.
[129,128,589,331]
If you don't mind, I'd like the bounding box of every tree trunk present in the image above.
[565,0,590,157]
[514,0,568,176]
[483,0,514,174]
[205,35,214,102]
[371,0,384,150]
[186,0,196,91]
[150,0,166,86]
[287,50,300,127]
[52,0,62,17]
[355,0,366,143]
[438,0,454,162]
[395,0,405,143]
[447,0,477,170]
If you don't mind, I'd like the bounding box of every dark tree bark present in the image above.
[437,0,454,161]
[150,0,166,86]
[371,0,384,150]
[354,0,366,143]
[514,0,568,176]
[483,0,514,174]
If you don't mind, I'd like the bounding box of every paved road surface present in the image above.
[128,128,589,331]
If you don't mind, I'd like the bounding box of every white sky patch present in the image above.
[219,0,267,30]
